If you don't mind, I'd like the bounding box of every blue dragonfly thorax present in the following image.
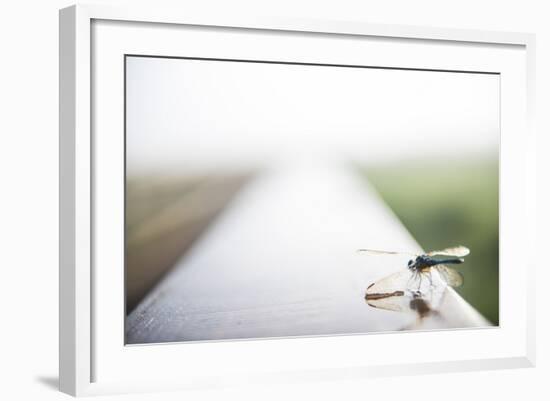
[407,255,436,271]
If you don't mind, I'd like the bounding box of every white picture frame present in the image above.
[59,4,536,397]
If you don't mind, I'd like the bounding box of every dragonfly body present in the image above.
[408,255,464,272]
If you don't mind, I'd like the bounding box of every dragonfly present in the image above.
[358,245,469,294]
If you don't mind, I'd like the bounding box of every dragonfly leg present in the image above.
[428,271,434,289]
[416,273,423,292]
[406,272,415,289]
[407,272,423,297]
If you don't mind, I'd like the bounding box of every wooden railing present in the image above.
[125,174,250,312]
[126,162,489,344]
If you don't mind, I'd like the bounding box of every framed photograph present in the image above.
[59,4,536,396]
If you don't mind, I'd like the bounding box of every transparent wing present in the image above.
[434,265,464,287]
[426,245,470,257]
[366,295,409,312]
[365,270,417,297]
[357,248,418,256]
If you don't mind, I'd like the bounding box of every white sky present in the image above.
[126,56,499,175]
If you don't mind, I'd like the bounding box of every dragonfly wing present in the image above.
[366,295,410,312]
[357,248,418,256]
[434,265,464,287]
[427,245,470,257]
[366,270,416,297]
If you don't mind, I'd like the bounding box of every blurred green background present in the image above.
[357,157,499,324]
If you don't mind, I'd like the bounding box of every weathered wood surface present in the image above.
[125,174,249,312]
[126,162,489,344]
